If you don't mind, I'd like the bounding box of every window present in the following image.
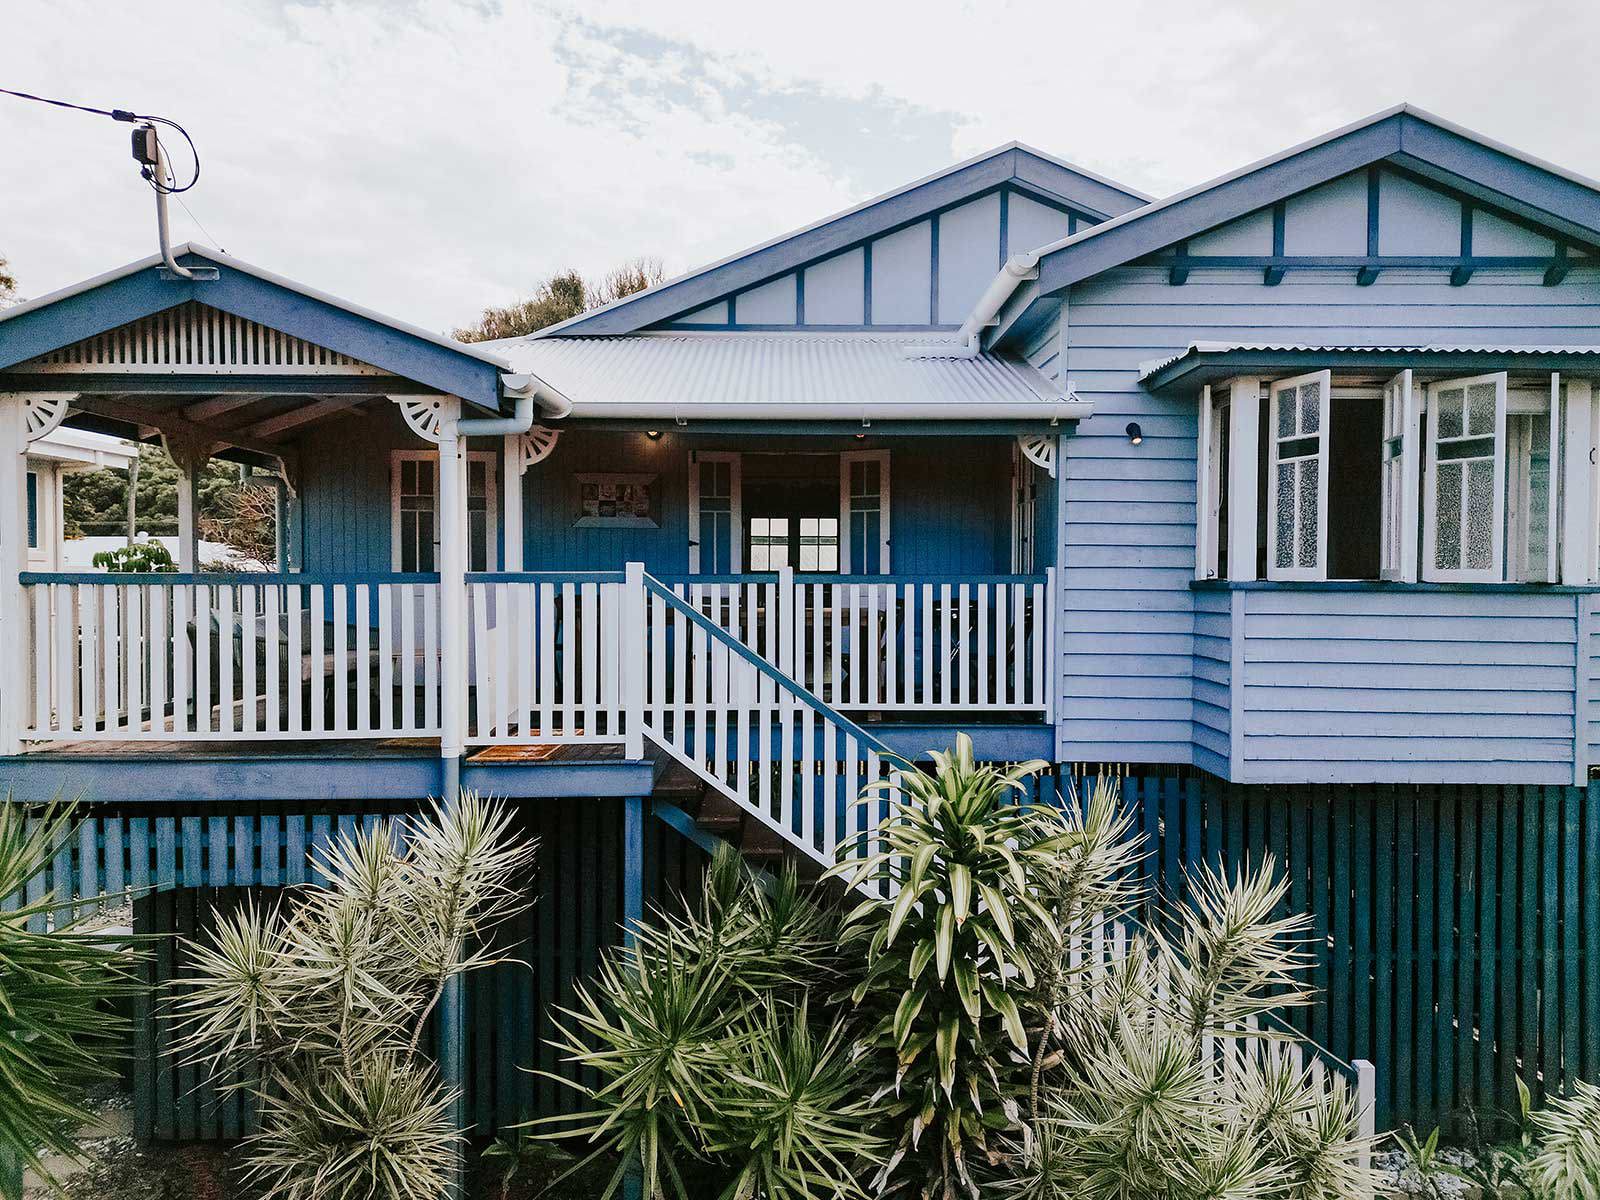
[743,459,840,573]
[1197,369,1594,585]
[25,471,38,550]
[391,451,497,573]
[1267,371,1329,580]
[689,453,741,573]
[841,449,890,574]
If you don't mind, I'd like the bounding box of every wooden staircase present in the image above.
[647,759,828,881]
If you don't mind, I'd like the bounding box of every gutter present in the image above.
[906,251,1039,359]
[457,373,573,435]
[560,398,1092,422]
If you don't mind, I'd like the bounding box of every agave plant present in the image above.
[822,734,1067,1199]
[0,800,141,1200]
[175,792,537,1200]
[542,846,882,1200]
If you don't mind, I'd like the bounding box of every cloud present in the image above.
[2,0,1596,334]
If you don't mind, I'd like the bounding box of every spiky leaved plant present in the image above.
[822,735,1071,1200]
[1528,1078,1600,1200]
[0,801,141,1200]
[1006,853,1379,1200]
[174,793,537,1200]
[541,846,885,1200]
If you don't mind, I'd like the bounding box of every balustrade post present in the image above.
[777,565,795,682]
[0,394,27,755]
[623,562,646,760]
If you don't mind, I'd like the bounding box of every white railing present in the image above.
[464,574,628,745]
[639,569,896,866]
[667,569,1054,715]
[21,573,442,740]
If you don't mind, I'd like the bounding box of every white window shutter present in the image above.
[1266,370,1331,580]
[1423,372,1507,582]
[1380,369,1419,582]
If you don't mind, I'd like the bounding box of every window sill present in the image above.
[1190,578,1600,595]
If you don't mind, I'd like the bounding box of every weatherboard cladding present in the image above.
[1049,263,1600,776]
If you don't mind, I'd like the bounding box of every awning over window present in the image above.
[490,332,1087,424]
[1140,342,1600,394]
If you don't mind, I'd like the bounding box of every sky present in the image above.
[3,0,1599,334]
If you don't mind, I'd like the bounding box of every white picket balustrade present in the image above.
[639,571,898,868]
[464,576,628,744]
[669,571,1053,714]
[22,575,442,740]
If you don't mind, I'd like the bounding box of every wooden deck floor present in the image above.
[18,737,629,765]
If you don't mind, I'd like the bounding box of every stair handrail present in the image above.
[635,567,898,763]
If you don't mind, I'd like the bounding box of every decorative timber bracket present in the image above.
[21,393,70,444]
[393,395,462,444]
[514,426,560,474]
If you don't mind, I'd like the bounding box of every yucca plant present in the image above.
[822,735,1066,1199]
[541,846,883,1200]
[0,800,141,1200]
[175,792,537,1200]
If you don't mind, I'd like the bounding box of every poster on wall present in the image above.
[574,472,659,528]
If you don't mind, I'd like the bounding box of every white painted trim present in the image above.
[391,449,498,573]
[1422,372,1508,583]
[1224,377,1261,582]
[1266,369,1331,581]
[839,449,891,574]
[1563,377,1596,584]
[502,434,523,573]
[1380,370,1419,582]
[688,451,742,574]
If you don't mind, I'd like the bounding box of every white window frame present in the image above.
[390,449,498,573]
[1422,371,1507,583]
[1266,369,1331,581]
[1379,370,1420,582]
[687,450,742,574]
[1195,384,1228,580]
[839,448,891,574]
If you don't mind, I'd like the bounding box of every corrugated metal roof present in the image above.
[1139,342,1600,381]
[492,332,1085,421]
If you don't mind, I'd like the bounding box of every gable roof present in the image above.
[541,143,1151,337]
[0,243,515,411]
[1031,105,1600,296]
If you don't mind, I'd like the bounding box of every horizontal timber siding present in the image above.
[1238,589,1579,784]
[1045,264,1600,773]
[1191,589,1231,776]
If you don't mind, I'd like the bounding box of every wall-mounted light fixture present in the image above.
[646,430,662,440]
[1125,422,1143,446]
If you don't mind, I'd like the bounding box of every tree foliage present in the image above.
[0,802,142,1199]
[175,795,537,1200]
[453,257,665,343]
[553,738,1379,1200]
[0,254,15,306]
[63,444,277,566]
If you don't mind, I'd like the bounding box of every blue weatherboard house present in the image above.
[1,104,1597,1138]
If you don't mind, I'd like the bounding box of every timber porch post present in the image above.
[0,393,28,756]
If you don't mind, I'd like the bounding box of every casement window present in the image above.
[1195,368,1595,586]
[1266,371,1330,580]
[1423,373,1506,582]
[390,450,497,573]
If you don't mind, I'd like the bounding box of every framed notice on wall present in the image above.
[573,472,659,529]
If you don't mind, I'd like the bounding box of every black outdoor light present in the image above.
[646,429,662,440]
[1126,422,1143,445]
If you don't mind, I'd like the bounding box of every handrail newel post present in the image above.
[623,562,646,760]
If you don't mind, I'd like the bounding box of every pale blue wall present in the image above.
[660,185,1081,331]
[1034,261,1600,775]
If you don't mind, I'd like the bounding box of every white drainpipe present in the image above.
[914,251,1040,359]
[456,374,572,436]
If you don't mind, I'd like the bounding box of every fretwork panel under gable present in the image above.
[659,185,1090,331]
[20,300,385,375]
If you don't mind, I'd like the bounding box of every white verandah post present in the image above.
[501,432,523,573]
[0,394,29,756]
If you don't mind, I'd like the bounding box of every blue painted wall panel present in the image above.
[1040,261,1600,776]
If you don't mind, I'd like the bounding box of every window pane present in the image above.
[1466,459,1494,570]
[1467,383,1497,436]
[1297,458,1319,569]
[1276,388,1296,438]
[1298,381,1321,436]
[1437,389,1465,439]
[1438,437,1495,462]
[1275,462,1295,569]
[1436,462,1462,569]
